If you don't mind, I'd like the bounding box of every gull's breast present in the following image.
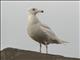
[27,24,48,44]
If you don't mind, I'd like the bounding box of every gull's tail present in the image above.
[59,40,69,44]
[51,38,69,44]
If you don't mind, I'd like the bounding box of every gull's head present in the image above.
[28,8,44,15]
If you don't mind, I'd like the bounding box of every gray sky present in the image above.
[1,1,79,58]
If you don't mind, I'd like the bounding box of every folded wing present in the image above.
[40,24,67,44]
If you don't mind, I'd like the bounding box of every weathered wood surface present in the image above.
[0,47,80,60]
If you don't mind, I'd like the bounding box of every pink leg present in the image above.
[45,42,48,54]
[40,43,42,53]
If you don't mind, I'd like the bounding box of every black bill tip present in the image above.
[41,10,44,13]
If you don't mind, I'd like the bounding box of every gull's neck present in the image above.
[28,14,40,26]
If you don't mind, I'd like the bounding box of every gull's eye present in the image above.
[32,8,35,11]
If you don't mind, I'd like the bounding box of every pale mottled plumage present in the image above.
[27,8,66,53]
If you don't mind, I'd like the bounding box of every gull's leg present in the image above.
[40,43,42,53]
[45,42,48,54]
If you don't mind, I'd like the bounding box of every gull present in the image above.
[27,8,66,53]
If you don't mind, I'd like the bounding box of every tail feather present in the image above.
[51,38,68,44]
[59,40,69,44]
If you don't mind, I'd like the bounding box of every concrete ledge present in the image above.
[0,47,80,60]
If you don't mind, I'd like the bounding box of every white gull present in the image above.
[27,8,67,53]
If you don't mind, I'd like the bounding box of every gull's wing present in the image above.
[40,24,67,44]
[40,24,57,39]
[40,24,51,29]
[40,25,68,44]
